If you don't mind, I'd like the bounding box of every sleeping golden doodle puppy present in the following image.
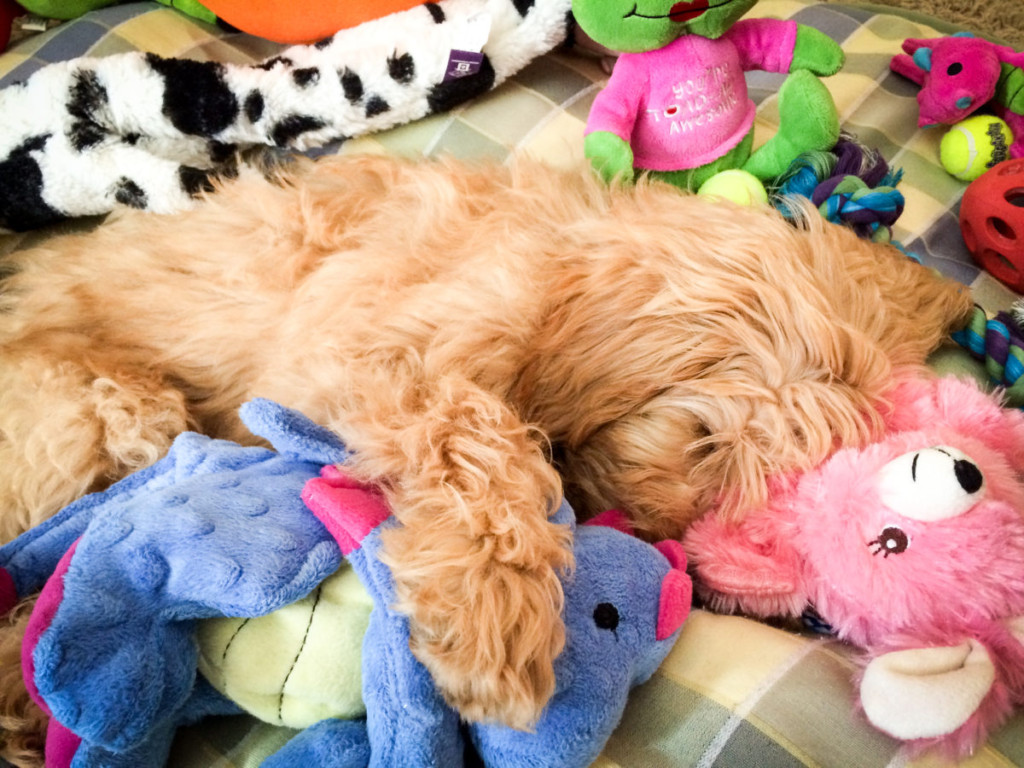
[0,154,969,761]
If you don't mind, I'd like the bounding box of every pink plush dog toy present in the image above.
[889,33,1024,158]
[683,375,1024,756]
[888,33,1024,158]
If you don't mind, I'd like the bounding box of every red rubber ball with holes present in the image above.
[960,158,1024,293]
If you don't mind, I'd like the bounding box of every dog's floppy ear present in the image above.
[683,508,808,619]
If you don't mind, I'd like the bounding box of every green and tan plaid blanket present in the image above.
[2,1,1023,765]
[166,610,1024,768]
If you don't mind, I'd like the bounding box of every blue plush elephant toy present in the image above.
[0,399,691,768]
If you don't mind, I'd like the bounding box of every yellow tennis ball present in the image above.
[940,115,1014,181]
[696,169,768,206]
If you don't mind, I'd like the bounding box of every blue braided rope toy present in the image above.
[772,136,905,244]
[951,304,1024,404]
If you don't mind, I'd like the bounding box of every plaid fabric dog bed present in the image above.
[165,610,1024,768]
[2,1,1023,766]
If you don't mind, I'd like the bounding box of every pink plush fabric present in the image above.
[796,429,1024,646]
[684,376,1024,755]
[656,557,691,641]
[890,35,1024,157]
[301,465,390,555]
[23,540,80,718]
[585,18,796,171]
[584,509,634,534]
[20,541,85,768]
[1000,110,1024,159]
[44,718,82,768]
[586,516,690,640]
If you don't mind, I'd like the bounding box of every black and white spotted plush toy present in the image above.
[0,0,572,232]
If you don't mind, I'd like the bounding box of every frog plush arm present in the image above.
[740,25,842,178]
[723,19,843,77]
[716,18,842,179]
[791,24,845,75]
[584,131,635,184]
[583,54,650,184]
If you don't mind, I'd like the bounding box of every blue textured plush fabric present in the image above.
[470,524,686,768]
[262,719,372,768]
[0,399,349,764]
[0,398,689,768]
[280,487,689,768]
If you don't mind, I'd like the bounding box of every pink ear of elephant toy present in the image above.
[683,375,1024,757]
[890,32,1024,158]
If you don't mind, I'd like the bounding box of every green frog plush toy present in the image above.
[574,0,845,190]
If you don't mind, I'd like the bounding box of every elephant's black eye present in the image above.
[868,526,909,557]
[594,602,619,631]
[947,62,963,76]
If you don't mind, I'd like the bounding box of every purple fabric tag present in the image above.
[444,50,484,82]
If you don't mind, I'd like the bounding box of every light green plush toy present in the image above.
[573,0,845,189]
[16,0,214,24]
[197,562,373,728]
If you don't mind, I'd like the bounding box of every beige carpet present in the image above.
[826,0,1024,48]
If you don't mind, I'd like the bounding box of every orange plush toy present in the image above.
[200,0,425,44]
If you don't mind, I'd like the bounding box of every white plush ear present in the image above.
[860,642,995,740]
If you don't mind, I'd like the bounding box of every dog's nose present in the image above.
[654,540,691,640]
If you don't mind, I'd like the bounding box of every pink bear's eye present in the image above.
[877,446,984,522]
[868,526,909,557]
[946,62,963,76]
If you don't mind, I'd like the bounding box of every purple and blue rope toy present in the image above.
[771,136,1024,405]
[771,134,906,244]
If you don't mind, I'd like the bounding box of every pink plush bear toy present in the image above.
[890,33,1024,159]
[683,375,1024,756]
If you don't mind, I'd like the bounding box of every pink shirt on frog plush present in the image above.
[585,19,796,171]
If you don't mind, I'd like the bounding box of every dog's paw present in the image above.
[381,517,573,729]
[409,557,566,729]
